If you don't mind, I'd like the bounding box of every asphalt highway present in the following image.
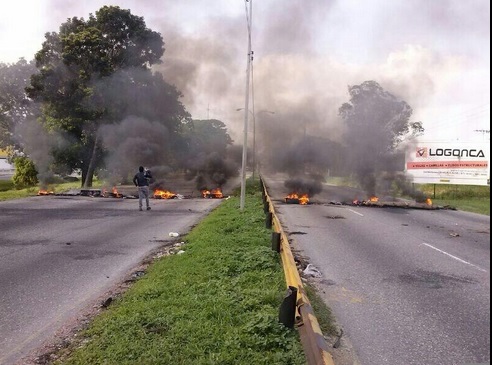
[263,174,490,365]
[1,175,489,365]
[0,194,222,365]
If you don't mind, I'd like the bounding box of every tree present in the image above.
[178,119,238,190]
[268,135,342,178]
[26,6,172,187]
[339,80,421,150]
[0,59,38,152]
[338,80,423,195]
[181,119,233,157]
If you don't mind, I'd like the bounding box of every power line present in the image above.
[423,103,490,130]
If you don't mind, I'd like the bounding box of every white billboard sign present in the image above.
[405,141,490,186]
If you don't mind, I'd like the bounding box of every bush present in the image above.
[12,156,38,188]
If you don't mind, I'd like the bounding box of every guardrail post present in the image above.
[279,286,298,328]
[263,200,270,213]
[271,232,281,252]
[265,212,273,228]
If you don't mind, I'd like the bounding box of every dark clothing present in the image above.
[133,171,149,187]
[133,169,151,210]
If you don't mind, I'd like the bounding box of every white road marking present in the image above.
[421,242,487,272]
[348,208,364,217]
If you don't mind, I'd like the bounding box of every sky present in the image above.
[0,0,490,145]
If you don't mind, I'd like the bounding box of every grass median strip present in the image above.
[53,180,307,365]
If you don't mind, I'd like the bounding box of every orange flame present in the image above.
[154,189,177,199]
[211,188,223,198]
[426,198,432,206]
[369,196,379,202]
[286,193,299,200]
[37,189,54,195]
[202,188,223,198]
[112,186,123,198]
[285,192,309,204]
[299,194,309,205]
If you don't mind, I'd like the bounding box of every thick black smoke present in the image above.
[98,116,172,185]
[284,177,323,197]
[16,1,482,194]
[184,151,239,191]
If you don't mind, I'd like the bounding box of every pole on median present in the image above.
[240,0,253,211]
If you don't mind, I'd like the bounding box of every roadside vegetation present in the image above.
[324,176,490,216]
[2,176,489,216]
[415,184,490,216]
[0,179,102,201]
[0,176,486,363]
[49,180,318,365]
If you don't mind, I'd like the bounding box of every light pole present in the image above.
[240,0,253,211]
[236,108,275,180]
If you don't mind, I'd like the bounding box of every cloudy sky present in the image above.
[0,0,490,143]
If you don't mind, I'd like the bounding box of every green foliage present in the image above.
[53,181,307,365]
[183,119,233,155]
[0,180,100,201]
[25,6,182,187]
[0,180,14,192]
[338,81,418,193]
[12,156,38,188]
[415,184,490,215]
[339,80,415,150]
[417,183,490,199]
[0,58,38,151]
[304,284,338,337]
[177,119,238,185]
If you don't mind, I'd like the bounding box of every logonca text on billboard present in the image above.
[405,141,490,186]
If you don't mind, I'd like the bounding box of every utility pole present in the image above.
[240,0,252,211]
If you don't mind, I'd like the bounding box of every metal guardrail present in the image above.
[260,177,335,365]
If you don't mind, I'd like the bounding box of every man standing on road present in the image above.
[133,166,152,211]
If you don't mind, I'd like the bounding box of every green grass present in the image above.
[4,175,484,363]
[0,179,14,191]
[52,180,309,365]
[325,176,490,216]
[304,284,337,337]
[415,184,490,215]
[0,179,102,201]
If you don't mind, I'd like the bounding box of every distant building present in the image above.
[0,149,14,172]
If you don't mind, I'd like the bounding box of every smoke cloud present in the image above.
[99,116,172,185]
[11,0,488,195]
[184,151,239,191]
[15,116,63,187]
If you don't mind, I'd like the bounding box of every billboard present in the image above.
[405,141,490,186]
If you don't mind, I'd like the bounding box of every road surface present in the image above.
[0,194,223,365]
[263,173,490,365]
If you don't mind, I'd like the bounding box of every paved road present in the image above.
[0,194,223,365]
[263,174,490,365]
